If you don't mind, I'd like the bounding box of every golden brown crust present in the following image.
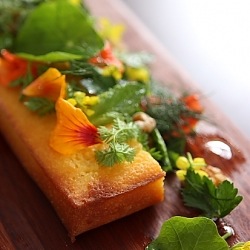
[0,85,165,239]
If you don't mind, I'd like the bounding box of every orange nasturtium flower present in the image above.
[50,81,101,155]
[170,94,203,137]
[181,94,203,134]
[182,94,203,113]
[22,68,65,101]
[89,42,124,72]
[0,49,29,86]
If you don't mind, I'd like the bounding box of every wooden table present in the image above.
[1,0,250,249]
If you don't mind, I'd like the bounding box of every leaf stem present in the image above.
[221,226,234,240]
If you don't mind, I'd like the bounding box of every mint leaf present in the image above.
[13,0,103,57]
[182,169,243,218]
[90,83,146,126]
[146,216,229,250]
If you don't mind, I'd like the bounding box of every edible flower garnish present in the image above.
[171,93,203,137]
[50,82,100,154]
[0,49,29,86]
[89,42,124,72]
[175,152,208,181]
[22,68,65,101]
[232,241,250,250]
[98,18,125,46]
[67,91,99,117]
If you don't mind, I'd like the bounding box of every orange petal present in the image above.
[22,68,65,101]
[0,49,28,86]
[89,42,124,71]
[50,98,100,154]
[182,94,203,113]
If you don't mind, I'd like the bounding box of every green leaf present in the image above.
[90,82,146,126]
[146,216,229,250]
[13,0,104,57]
[151,128,172,171]
[17,51,83,62]
[182,169,243,218]
[95,119,139,167]
[118,51,153,68]
[24,97,55,115]
[95,142,135,167]
[98,119,138,144]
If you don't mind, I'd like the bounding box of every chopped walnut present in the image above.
[133,112,156,133]
[203,165,230,186]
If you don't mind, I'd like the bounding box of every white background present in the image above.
[121,0,250,139]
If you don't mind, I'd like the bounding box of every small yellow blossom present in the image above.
[125,66,150,83]
[82,95,99,106]
[67,98,77,106]
[98,18,125,46]
[176,156,189,170]
[242,242,250,250]
[102,65,122,80]
[67,91,99,117]
[175,153,208,181]
[232,242,250,250]
[176,170,187,181]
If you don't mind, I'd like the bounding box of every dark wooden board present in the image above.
[1,0,250,249]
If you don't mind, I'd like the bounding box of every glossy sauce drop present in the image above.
[204,140,232,160]
[186,133,245,174]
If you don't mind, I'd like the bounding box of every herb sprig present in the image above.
[24,97,55,115]
[182,168,243,218]
[95,119,140,167]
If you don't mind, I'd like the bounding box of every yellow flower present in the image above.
[242,242,250,250]
[175,153,208,181]
[98,18,125,46]
[232,242,250,250]
[125,66,150,83]
[102,65,122,80]
[67,91,99,117]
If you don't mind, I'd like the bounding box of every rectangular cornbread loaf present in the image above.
[0,85,165,240]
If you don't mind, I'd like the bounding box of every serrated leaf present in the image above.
[95,143,135,167]
[146,216,229,250]
[182,169,243,218]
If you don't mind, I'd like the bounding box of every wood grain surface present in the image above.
[1,0,250,249]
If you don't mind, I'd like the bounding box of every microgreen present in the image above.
[95,119,139,167]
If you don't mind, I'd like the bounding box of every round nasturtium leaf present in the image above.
[13,0,104,58]
[146,216,229,250]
